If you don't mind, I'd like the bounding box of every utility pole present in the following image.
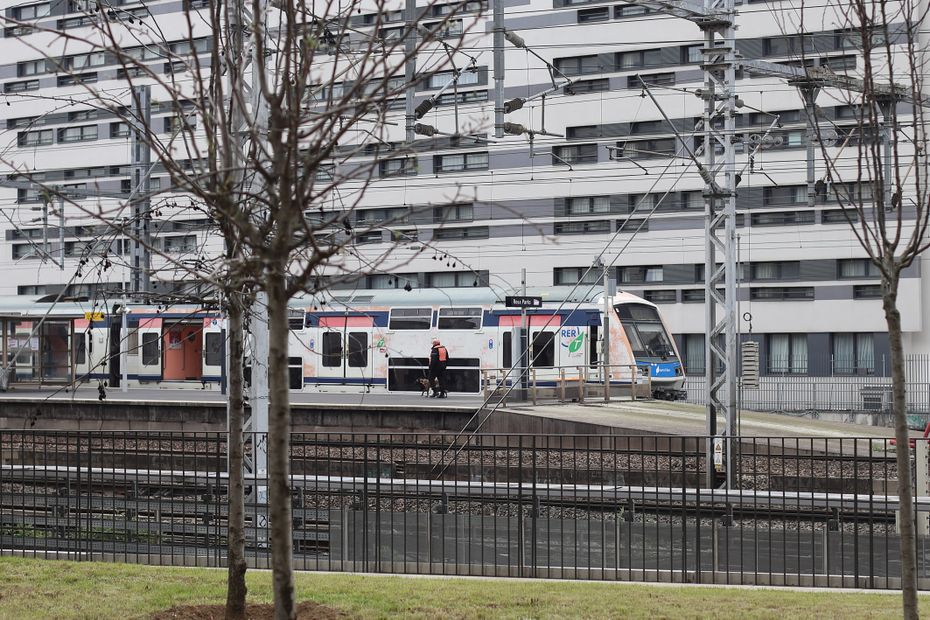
[227,0,270,506]
[602,261,611,393]
[404,0,417,143]
[129,84,152,300]
[493,0,504,138]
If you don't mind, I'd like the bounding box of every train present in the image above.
[0,288,686,398]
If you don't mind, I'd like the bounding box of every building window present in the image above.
[17,129,53,147]
[17,59,45,77]
[433,226,489,241]
[618,265,663,284]
[434,151,488,173]
[681,333,705,374]
[57,73,97,86]
[617,137,677,158]
[643,290,676,304]
[616,218,648,232]
[682,44,702,64]
[565,78,610,95]
[750,286,815,301]
[437,89,489,106]
[554,55,601,76]
[355,231,382,244]
[164,115,196,133]
[379,157,417,177]
[58,125,98,143]
[428,69,479,90]
[681,289,705,303]
[838,258,880,278]
[553,143,598,165]
[67,52,105,70]
[433,203,473,223]
[577,6,609,22]
[853,284,882,299]
[163,235,197,253]
[12,2,50,20]
[554,267,600,285]
[832,333,874,374]
[5,80,39,93]
[751,261,800,281]
[767,333,808,374]
[425,271,489,287]
[615,4,650,17]
[628,72,675,88]
[554,220,610,235]
[821,209,852,224]
[438,307,482,330]
[368,273,418,289]
[750,211,815,226]
[356,206,410,225]
[7,116,39,129]
[617,49,661,70]
[565,196,611,215]
[110,122,130,138]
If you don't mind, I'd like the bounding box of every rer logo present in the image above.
[560,328,585,356]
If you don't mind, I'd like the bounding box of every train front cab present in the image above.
[613,301,686,399]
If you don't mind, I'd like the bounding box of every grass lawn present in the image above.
[0,556,927,619]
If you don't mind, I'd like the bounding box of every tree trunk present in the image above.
[225,299,247,620]
[266,272,296,620]
[884,278,919,620]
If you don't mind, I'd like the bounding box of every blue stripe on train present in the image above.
[637,361,682,378]
[305,376,388,385]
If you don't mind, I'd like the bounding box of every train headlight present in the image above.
[675,366,682,376]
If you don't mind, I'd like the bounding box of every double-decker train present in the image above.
[0,288,685,398]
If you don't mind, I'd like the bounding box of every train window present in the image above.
[389,308,432,330]
[205,332,224,367]
[322,332,342,367]
[73,332,86,365]
[502,331,512,369]
[530,331,555,368]
[438,307,482,330]
[288,310,305,331]
[616,303,675,359]
[347,332,368,367]
[127,329,139,355]
[141,332,159,366]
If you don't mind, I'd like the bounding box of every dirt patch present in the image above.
[149,601,350,619]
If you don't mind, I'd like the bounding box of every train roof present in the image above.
[0,287,655,318]
[287,286,645,309]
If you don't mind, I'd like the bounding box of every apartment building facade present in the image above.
[0,0,924,378]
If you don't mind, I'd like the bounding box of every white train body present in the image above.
[0,289,685,396]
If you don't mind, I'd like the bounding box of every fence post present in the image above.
[603,364,610,403]
[560,367,566,403]
[631,365,637,401]
[531,368,537,406]
[577,366,584,403]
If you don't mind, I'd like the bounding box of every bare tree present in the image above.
[1,0,481,616]
[801,1,930,616]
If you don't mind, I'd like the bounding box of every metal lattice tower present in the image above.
[698,0,739,488]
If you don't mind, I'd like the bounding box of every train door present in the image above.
[316,315,373,385]
[202,317,225,382]
[163,322,203,381]
[528,315,562,383]
[137,318,163,381]
[72,319,91,381]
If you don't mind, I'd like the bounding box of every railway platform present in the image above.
[0,386,915,449]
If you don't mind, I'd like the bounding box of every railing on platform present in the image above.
[4,430,930,588]
[480,364,650,405]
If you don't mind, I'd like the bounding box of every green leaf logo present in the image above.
[568,333,584,354]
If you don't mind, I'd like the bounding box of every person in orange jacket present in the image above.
[428,338,449,398]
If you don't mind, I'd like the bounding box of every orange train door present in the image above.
[162,323,203,381]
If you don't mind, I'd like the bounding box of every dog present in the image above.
[417,377,433,397]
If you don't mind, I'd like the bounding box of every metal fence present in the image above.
[683,354,930,423]
[3,430,930,588]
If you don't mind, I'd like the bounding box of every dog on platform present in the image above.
[417,377,433,397]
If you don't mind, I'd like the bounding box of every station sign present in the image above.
[505,296,542,308]
[84,312,104,321]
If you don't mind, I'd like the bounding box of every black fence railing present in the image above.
[2,431,930,588]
